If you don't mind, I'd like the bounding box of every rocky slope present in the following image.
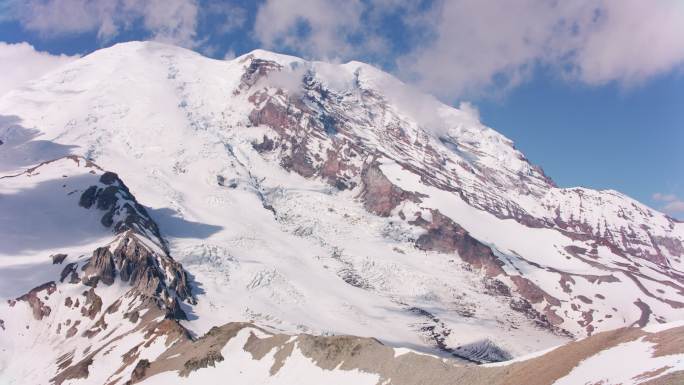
[0,41,683,384]
[120,320,684,385]
[0,156,195,384]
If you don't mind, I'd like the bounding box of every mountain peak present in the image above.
[238,48,305,65]
[1,39,682,385]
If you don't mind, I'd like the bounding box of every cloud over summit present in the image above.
[2,0,684,100]
[0,42,78,96]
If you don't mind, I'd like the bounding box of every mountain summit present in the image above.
[1,41,683,384]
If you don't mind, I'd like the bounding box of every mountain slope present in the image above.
[116,320,684,385]
[0,41,683,384]
[0,156,194,384]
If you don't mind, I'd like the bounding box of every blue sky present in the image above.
[0,0,683,217]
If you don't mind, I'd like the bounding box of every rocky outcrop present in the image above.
[51,356,92,385]
[79,171,166,251]
[239,55,683,286]
[238,57,282,93]
[408,209,571,335]
[509,276,560,306]
[75,232,192,319]
[82,247,116,286]
[126,321,684,385]
[3,157,197,385]
[80,288,103,320]
[129,359,150,383]
[112,234,193,318]
[73,165,195,319]
[360,162,422,217]
[411,210,505,277]
[180,351,224,376]
[60,262,80,283]
[13,281,57,320]
[51,253,68,264]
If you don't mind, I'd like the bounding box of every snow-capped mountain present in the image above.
[0,41,682,384]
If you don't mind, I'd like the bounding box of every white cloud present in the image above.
[207,2,247,35]
[653,193,684,217]
[4,0,201,47]
[0,42,78,97]
[663,200,684,214]
[572,0,684,86]
[137,0,199,47]
[253,0,366,60]
[5,0,684,101]
[653,193,678,202]
[457,101,480,123]
[261,63,310,97]
[251,0,684,99]
[396,0,684,99]
[223,49,236,60]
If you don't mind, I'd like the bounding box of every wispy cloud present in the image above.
[3,0,684,100]
[0,42,78,96]
[253,0,366,60]
[2,0,200,47]
[396,0,684,100]
[1,0,244,50]
[250,0,684,100]
[653,193,684,217]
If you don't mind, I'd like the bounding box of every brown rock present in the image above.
[413,210,505,277]
[51,253,68,264]
[82,247,116,287]
[360,162,421,217]
[15,281,56,320]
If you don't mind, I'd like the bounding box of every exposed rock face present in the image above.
[79,171,166,250]
[75,236,192,320]
[408,209,569,335]
[246,56,681,284]
[129,359,150,382]
[2,45,684,385]
[111,234,192,319]
[80,288,103,320]
[126,321,684,385]
[14,281,57,320]
[2,157,196,384]
[238,57,283,92]
[240,56,684,265]
[73,163,194,318]
[181,351,224,376]
[60,262,80,283]
[238,55,684,340]
[360,162,422,217]
[51,356,92,385]
[51,253,68,264]
[82,247,116,286]
[509,276,560,306]
[412,210,504,277]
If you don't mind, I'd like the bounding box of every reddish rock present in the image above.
[130,359,150,382]
[82,247,116,287]
[360,162,421,217]
[51,253,68,264]
[576,295,593,304]
[632,299,652,327]
[60,262,79,283]
[80,288,103,320]
[412,210,505,277]
[15,281,56,320]
[510,276,561,306]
